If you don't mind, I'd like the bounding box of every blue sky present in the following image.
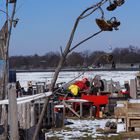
[0,0,140,56]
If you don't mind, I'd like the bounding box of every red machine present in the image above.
[81,94,108,117]
[58,94,108,118]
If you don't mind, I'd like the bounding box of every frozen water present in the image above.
[17,71,138,90]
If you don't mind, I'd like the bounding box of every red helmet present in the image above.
[82,77,88,83]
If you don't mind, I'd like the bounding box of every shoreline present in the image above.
[15,68,140,73]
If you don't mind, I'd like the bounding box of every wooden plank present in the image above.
[50,102,54,127]
[62,101,80,118]
[128,109,140,114]
[80,102,83,117]
[8,84,19,140]
[126,101,129,132]
[130,119,140,127]
[127,103,140,108]
[22,103,26,129]
[0,91,52,105]
[89,105,93,118]
[30,104,35,127]
[130,79,137,99]
[26,103,30,129]
[63,104,65,126]
[17,104,22,127]
[47,102,51,126]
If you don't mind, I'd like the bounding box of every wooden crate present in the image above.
[115,101,140,132]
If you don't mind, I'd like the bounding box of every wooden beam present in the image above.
[0,91,52,105]
[62,101,80,118]
[8,84,19,140]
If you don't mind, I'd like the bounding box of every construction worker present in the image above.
[68,84,79,96]
[89,75,104,95]
[68,78,90,97]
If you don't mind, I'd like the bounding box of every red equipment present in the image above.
[81,94,108,117]
[59,94,108,118]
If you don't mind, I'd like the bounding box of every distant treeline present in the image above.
[9,46,140,69]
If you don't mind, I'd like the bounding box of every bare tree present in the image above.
[33,0,125,139]
[67,52,84,67]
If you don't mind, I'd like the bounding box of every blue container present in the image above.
[9,70,16,83]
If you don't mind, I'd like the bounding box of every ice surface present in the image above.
[17,71,137,91]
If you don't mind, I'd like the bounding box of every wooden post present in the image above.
[47,101,51,127]
[17,104,23,128]
[0,104,8,140]
[80,102,83,118]
[22,103,26,129]
[30,104,35,127]
[89,104,93,118]
[130,79,137,99]
[63,105,65,126]
[51,101,54,127]
[26,103,30,129]
[62,101,80,118]
[8,83,19,140]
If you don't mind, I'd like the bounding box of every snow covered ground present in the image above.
[45,119,118,139]
[17,71,138,91]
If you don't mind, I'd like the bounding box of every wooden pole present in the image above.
[32,98,49,140]
[31,104,35,127]
[8,83,19,140]
[80,102,83,118]
[0,1,17,139]
[62,101,80,118]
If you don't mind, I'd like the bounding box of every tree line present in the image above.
[9,46,140,69]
